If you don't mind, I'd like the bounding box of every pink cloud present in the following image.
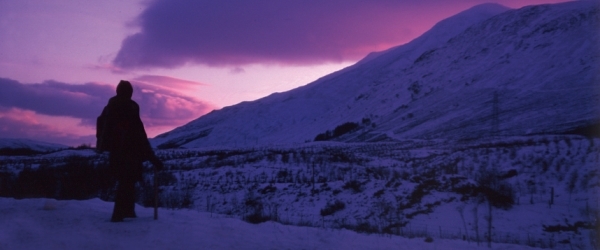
[0,77,216,145]
[0,107,95,146]
[0,108,45,133]
[87,63,130,75]
[133,75,208,91]
[128,81,216,127]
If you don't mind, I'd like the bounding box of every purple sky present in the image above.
[0,0,570,146]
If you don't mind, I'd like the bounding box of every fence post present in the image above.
[549,187,554,208]
[488,201,492,248]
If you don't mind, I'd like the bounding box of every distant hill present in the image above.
[0,138,68,156]
[152,1,600,149]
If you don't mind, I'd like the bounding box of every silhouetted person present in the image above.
[97,80,163,222]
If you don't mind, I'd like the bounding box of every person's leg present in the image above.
[123,181,137,218]
[111,181,126,222]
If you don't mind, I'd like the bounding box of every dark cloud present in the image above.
[113,0,434,69]
[0,78,113,122]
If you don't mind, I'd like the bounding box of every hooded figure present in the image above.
[97,80,162,222]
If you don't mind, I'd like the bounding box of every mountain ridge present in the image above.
[0,138,68,155]
[152,1,599,149]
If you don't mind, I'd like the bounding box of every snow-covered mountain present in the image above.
[152,1,600,149]
[0,138,67,155]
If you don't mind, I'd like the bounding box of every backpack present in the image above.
[96,101,137,153]
[96,112,108,152]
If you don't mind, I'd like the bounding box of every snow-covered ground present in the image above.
[0,197,539,250]
[1,135,597,249]
[0,139,597,248]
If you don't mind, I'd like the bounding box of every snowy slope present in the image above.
[0,197,540,250]
[368,0,600,141]
[145,135,597,249]
[149,3,511,149]
[151,1,599,149]
[0,138,67,154]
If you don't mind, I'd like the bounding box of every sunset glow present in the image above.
[0,0,572,146]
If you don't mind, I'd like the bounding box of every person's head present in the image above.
[116,80,133,99]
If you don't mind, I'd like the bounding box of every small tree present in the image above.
[475,168,515,248]
[320,200,346,217]
[566,171,578,206]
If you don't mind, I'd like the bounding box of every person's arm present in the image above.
[132,101,163,170]
[149,154,164,170]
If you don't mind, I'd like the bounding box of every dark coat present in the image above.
[98,96,154,182]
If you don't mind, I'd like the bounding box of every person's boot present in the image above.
[124,211,137,218]
[110,215,124,222]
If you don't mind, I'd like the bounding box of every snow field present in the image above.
[0,198,540,250]
[1,135,598,249]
